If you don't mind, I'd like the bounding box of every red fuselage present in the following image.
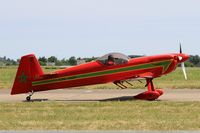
[30,53,189,92]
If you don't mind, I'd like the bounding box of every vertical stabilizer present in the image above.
[11,54,44,95]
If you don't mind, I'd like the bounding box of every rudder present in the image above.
[11,54,44,95]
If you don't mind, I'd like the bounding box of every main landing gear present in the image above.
[134,78,163,100]
[114,78,163,100]
[26,90,34,101]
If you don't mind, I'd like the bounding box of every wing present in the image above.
[137,72,154,79]
[118,71,162,83]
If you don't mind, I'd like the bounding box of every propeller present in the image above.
[180,43,182,53]
[179,43,188,80]
[181,61,187,80]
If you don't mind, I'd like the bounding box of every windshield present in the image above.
[97,52,130,65]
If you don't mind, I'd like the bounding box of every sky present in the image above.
[0,0,200,60]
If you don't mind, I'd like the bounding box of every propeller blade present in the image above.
[181,62,187,80]
[180,43,182,53]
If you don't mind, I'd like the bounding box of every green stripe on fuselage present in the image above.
[32,60,172,86]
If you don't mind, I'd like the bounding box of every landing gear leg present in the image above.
[134,78,164,100]
[113,81,127,89]
[26,90,34,101]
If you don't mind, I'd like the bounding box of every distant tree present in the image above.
[189,55,200,65]
[60,58,69,66]
[17,59,20,64]
[55,60,63,66]
[1,54,200,67]
[69,56,77,66]
[85,56,98,62]
[48,56,57,63]
[7,58,11,62]
[38,56,47,66]
[39,56,47,62]
[5,58,14,66]
[185,61,194,67]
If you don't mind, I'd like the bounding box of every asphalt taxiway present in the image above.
[0,88,200,102]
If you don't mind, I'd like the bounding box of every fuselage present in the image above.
[31,53,189,92]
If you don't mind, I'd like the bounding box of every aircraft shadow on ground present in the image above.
[23,99,49,102]
[100,96,136,102]
[23,96,138,102]
[55,96,137,102]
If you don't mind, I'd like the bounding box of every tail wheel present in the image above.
[26,90,34,101]
[26,96,31,101]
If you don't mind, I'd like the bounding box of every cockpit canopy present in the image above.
[97,52,130,65]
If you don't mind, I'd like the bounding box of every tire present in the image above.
[26,96,31,101]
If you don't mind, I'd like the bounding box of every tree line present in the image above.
[0,56,98,66]
[0,55,200,67]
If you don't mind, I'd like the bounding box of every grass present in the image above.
[155,67,200,89]
[0,67,17,89]
[0,67,55,89]
[0,67,200,89]
[1,67,200,130]
[0,101,200,130]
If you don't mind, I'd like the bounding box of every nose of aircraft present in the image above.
[178,53,190,62]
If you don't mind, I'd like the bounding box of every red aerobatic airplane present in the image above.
[11,45,189,101]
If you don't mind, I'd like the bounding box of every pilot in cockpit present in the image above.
[107,55,115,65]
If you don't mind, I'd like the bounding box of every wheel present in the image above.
[26,96,31,101]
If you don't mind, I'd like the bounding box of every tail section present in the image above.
[11,54,44,95]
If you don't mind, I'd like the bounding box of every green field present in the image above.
[1,67,200,130]
[0,101,200,130]
[0,67,199,89]
[0,67,54,89]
